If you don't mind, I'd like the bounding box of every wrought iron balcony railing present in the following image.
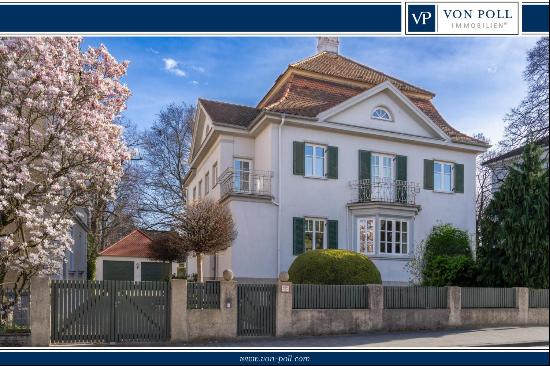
[349,178,419,205]
[219,168,273,198]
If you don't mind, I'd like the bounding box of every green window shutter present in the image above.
[293,217,305,255]
[358,150,371,180]
[327,146,338,179]
[396,155,407,181]
[423,159,434,190]
[358,150,372,202]
[327,220,338,249]
[293,141,305,175]
[454,163,464,193]
[396,155,408,203]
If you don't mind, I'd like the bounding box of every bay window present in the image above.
[357,217,409,256]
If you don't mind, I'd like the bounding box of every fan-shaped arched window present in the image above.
[371,107,392,121]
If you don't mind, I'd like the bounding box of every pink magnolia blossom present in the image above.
[0,37,130,310]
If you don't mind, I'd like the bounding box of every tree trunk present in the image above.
[196,253,203,283]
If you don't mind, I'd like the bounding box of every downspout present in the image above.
[276,114,286,276]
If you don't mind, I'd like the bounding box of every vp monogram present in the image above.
[412,11,433,25]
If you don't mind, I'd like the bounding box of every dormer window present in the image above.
[372,107,392,122]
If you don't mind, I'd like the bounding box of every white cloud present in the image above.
[147,48,159,55]
[487,64,498,74]
[192,65,206,73]
[163,58,186,77]
[191,80,199,85]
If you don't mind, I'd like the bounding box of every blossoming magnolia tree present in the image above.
[0,37,130,317]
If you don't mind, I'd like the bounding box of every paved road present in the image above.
[184,326,549,348]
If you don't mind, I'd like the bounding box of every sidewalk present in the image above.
[86,326,549,348]
[186,326,550,348]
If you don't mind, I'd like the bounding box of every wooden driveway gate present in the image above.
[51,280,170,344]
[237,284,276,336]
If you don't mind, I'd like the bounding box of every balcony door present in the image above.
[371,154,395,201]
[234,159,251,193]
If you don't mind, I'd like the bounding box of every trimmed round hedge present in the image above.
[423,224,472,264]
[288,249,382,285]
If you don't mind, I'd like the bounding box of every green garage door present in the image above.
[141,262,171,281]
[103,260,134,281]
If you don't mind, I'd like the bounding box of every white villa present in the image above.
[183,38,488,284]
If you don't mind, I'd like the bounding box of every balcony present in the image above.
[219,168,273,199]
[349,178,420,206]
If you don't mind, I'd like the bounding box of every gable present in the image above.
[322,86,446,140]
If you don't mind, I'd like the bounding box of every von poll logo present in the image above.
[406,2,519,35]
[408,5,436,32]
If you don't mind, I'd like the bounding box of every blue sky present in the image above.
[83,37,538,145]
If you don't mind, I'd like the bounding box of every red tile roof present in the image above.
[199,52,488,147]
[199,98,262,128]
[99,229,156,258]
[289,52,434,97]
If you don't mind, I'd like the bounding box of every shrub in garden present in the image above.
[422,255,477,286]
[288,249,382,285]
[423,224,472,264]
[420,224,475,286]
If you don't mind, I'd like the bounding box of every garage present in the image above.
[95,229,181,281]
[141,262,171,281]
[103,260,134,281]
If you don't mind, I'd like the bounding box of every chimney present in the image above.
[317,37,339,54]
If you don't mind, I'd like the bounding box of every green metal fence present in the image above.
[529,289,549,308]
[461,287,516,308]
[237,284,276,336]
[51,280,170,344]
[293,284,369,309]
[187,281,220,309]
[384,286,448,309]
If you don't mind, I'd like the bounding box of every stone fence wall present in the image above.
[28,278,549,346]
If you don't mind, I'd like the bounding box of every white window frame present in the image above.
[379,218,409,255]
[233,158,252,192]
[304,217,326,251]
[357,217,376,255]
[371,153,395,181]
[304,143,327,178]
[192,186,197,202]
[205,172,210,194]
[434,161,454,193]
[371,106,393,122]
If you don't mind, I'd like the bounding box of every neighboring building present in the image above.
[58,207,89,280]
[482,136,549,193]
[95,229,181,281]
[183,37,488,284]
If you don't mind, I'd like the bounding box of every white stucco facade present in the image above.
[185,78,485,284]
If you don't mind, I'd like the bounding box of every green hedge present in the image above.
[423,255,477,286]
[421,224,475,286]
[423,224,472,265]
[289,249,382,285]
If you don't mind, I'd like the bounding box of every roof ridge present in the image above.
[199,98,259,110]
[263,75,294,111]
[290,51,327,67]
